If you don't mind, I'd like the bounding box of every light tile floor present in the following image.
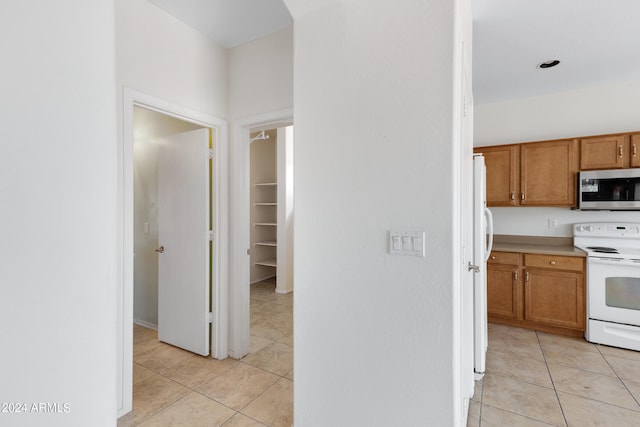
[468,323,640,426]
[118,279,293,427]
[120,284,640,427]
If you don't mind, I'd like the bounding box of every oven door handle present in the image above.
[589,257,640,267]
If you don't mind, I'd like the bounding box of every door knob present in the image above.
[155,246,165,253]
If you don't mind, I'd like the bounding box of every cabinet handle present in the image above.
[510,192,515,201]
[619,145,624,157]
[550,260,556,265]
[513,270,518,282]
[521,192,525,201]
[490,255,496,260]
[525,271,530,283]
[634,144,637,157]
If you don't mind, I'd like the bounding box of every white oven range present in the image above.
[574,222,640,351]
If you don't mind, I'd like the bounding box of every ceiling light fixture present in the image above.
[537,60,560,69]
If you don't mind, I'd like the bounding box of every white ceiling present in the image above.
[473,0,640,104]
[148,0,292,48]
[148,0,640,104]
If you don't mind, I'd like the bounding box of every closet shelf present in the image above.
[254,222,277,227]
[255,240,277,247]
[255,258,277,268]
[254,202,277,206]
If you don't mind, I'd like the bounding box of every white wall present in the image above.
[133,107,203,327]
[0,2,117,426]
[116,0,228,118]
[288,0,466,424]
[227,27,294,120]
[475,80,640,237]
[475,80,640,147]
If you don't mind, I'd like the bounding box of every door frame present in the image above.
[118,88,228,416]
[228,109,293,359]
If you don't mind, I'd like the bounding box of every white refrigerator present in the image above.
[473,154,493,379]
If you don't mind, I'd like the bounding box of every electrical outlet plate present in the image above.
[389,231,425,257]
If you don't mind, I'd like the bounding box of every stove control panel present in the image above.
[574,223,640,237]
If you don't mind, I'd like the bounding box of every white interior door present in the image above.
[157,128,211,356]
[460,43,476,403]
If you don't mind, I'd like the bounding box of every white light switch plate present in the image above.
[389,231,425,256]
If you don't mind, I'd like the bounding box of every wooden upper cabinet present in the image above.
[580,135,627,170]
[475,145,519,206]
[477,131,639,208]
[632,134,640,168]
[520,139,578,206]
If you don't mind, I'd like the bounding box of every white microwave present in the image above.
[579,168,640,210]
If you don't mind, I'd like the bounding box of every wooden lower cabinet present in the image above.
[487,251,586,336]
[524,268,585,330]
[487,253,521,319]
[487,264,521,319]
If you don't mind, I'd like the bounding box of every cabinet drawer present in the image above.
[524,254,584,272]
[488,251,520,265]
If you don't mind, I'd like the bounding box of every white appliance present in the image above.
[472,154,493,379]
[574,222,640,351]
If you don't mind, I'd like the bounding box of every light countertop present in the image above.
[492,235,587,257]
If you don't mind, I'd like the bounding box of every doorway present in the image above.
[228,110,293,360]
[247,126,294,356]
[132,106,204,330]
[133,106,218,356]
[119,88,228,417]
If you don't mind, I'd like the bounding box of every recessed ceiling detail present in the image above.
[537,60,560,69]
[473,0,640,104]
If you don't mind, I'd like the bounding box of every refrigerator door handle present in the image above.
[484,207,494,262]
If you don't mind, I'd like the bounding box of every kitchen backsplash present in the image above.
[490,206,640,237]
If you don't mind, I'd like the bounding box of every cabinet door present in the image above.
[580,135,627,170]
[524,269,585,329]
[632,134,640,168]
[475,145,519,206]
[520,139,578,206]
[487,263,521,319]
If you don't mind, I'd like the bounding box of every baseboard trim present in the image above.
[250,274,276,285]
[133,319,158,330]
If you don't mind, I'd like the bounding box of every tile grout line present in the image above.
[481,326,640,426]
[478,401,559,427]
[537,335,640,419]
[539,337,640,413]
[477,375,484,426]
[483,370,555,389]
[536,331,570,427]
[131,379,193,426]
[594,345,640,412]
[480,328,558,426]
[127,279,291,426]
